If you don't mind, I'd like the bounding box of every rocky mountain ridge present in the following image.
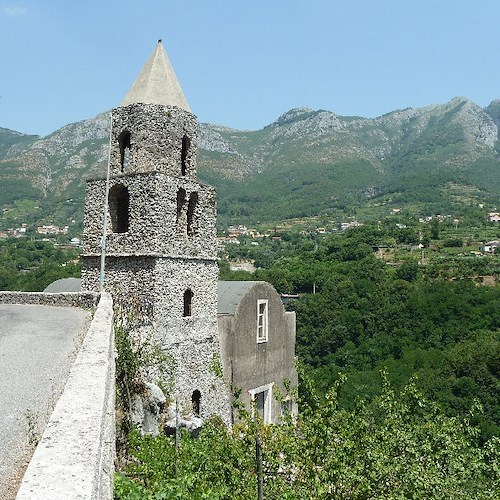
[1,97,499,226]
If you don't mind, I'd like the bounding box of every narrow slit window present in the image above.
[181,135,190,176]
[176,188,186,224]
[192,390,201,416]
[183,289,193,317]
[187,192,198,236]
[118,131,131,172]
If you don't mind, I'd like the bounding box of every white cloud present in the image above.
[3,6,28,16]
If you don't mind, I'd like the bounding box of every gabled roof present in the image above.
[218,281,265,315]
[121,39,191,111]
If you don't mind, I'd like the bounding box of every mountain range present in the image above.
[1,96,499,231]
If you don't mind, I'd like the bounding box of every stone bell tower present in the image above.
[81,40,230,423]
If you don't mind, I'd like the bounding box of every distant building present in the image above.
[229,260,256,272]
[340,221,363,231]
[483,241,500,253]
[37,225,69,235]
[228,225,248,237]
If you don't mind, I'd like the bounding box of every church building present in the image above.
[81,40,297,425]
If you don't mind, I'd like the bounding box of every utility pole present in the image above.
[175,398,179,476]
[256,432,263,500]
[99,111,113,293]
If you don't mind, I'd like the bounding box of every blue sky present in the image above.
[1,0,499,136]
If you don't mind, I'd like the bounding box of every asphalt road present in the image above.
[0,303,90,499]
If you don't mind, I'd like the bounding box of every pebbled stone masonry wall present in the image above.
[81,256,218,325]
[81,255,230,422]
[82,101,230,423]
[81,256,156,314]
[0,291,98,309]
[109,104,198,180]
[83,173,216,259]
[158,336,231,422]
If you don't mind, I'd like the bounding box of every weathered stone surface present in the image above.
[82,174,216,259]
[131,382,166,437]
[82,101,231,424]
[163,402,203,435]
[109,104,197,178]
[0,291,98,309]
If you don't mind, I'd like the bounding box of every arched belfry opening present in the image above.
[118,131,131,172]
[183,288,193,317]
[109,184,129,233]
[181,135,190,176]
[187,192,198,236]
[192,390,201,416]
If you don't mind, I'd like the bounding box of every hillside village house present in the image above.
[483,240,500,254]
[78,40,297,425]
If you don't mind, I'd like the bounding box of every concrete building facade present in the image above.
[218,281,298,424]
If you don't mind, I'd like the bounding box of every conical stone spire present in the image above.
[121,39,191,111]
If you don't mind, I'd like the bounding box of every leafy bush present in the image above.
[115,373,499,499]
[442,238,463,247]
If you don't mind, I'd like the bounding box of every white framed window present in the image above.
[257,299,268,343]
[249,382,274,424]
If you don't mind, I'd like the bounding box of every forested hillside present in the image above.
[255,228,498,441]
[0,238,81,291]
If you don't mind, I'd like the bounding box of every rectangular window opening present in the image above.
[257,299,268,343]
[249,383,274,424]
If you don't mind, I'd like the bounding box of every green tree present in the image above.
[115,374,499,499]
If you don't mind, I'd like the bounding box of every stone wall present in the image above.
[81,255,156,313]
[82,255,231,424]
[159,337,231,422]
[16,292,115,500]
[0,291,98,309]
[109,104,198,179]
[82,173,216,260]
[153,257,229,422]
